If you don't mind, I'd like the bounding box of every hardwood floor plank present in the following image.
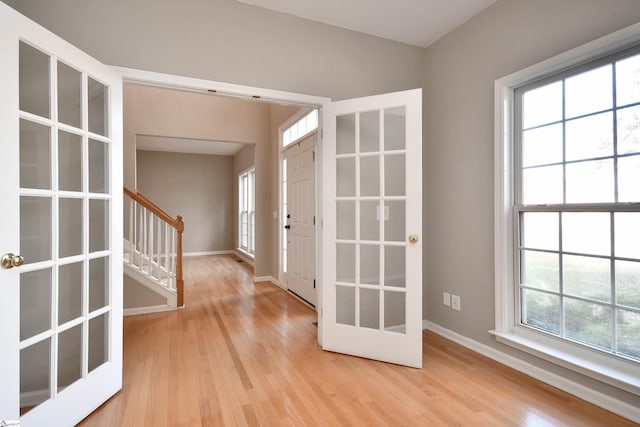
[77,255,637,427]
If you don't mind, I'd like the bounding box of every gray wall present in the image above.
[423,0,640,407]
[12,0,424,101]
[136,150,234,253]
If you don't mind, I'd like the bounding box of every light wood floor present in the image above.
[79,255,636,426]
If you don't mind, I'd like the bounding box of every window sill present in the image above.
[489,327,640,396]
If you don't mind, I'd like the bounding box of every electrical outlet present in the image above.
[451,295,461,311]
[443,292,451,307]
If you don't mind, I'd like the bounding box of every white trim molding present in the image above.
[423,321,640,423]
[493,22,640,400]
[124,304,177,316]
[253,276,283,289]
[234,249,255,267]
[184,250,234,257]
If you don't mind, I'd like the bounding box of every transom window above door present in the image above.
[282,109,318,147]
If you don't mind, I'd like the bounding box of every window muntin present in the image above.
[282,109,318,147]
[238,168,255,255]
[515,49,640,362]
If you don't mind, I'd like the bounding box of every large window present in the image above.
[239,167,255,255]
[515,48,640,362]
[494,26,640,394]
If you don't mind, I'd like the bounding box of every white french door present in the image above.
[322,89,422,368]
[285,133,317,306]
[0,3,123,426]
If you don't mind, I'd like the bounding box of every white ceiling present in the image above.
[136,135,247,156]
[235,0,496,47]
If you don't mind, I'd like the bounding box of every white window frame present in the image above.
[282,108,318,148]
[493,23,640,396]
[238,166,255,256]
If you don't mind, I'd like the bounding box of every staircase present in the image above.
[123,187,184,314]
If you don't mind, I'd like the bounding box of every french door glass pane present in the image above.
[360,244,379,285]
[336,286,356,326]
[336,243,355,282]
[359,200,379,241]
[59,198,83,258]
[88,77,108,137]
[58,325,83,392]
[615,212,640,259]
[59,262,83,324]
[20,196,52,264]
[564,298,612,351]
[336,114,356,155]
[89,199,109,252]
[384,291,406,333]
[384,246,405,288]
[360,156,379,197]
[20,119,51,190]
[58,130,83,192]
[20,339,51,413]
[336,200,355,240]
[20,268,52,341]
[359,288,380,329]
[336,158,355,197]
[57,61,82,128]
[19,41,50,118]
[384,201,405,242]
[89,257,109,312]
[89,139,109,193]
[384,154,405,197]
[384,107,405,150]
[88,313,108,372]
[360,111,379,153]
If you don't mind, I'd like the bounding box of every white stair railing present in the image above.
[124,187,184,306]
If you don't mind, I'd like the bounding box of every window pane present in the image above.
[360,156,379,197]
[20,119,51,190]
[337,200,356,240]
[565,65,613,118]
[616,260,640,309]
[563,255,610,302]
[336,286,356,326]
[360,244,379,285]
[336,243,355,283]
[617,309,640,360]
[336,158,355,197]
[615,212,640,259]
[283,128,291,146]
[562,212,610,256]
[58,130,82,192]
[307,110,318,131]
[618,155,640,203]
[57,61,82,128]
[616,52,640,108]
[19,42,50,119]
[384,246,405,288]
[359,288,380,330]
[565,160,614,203]
[522,81,562,129]
[522,123,562,167]
[522,288,560,334]
[359,200,379,241]
[564,298,612,351]
[565,112,613,161]
[522,212,559,251]
[522,165,563,204]
[616,105,640,155]
[521,250,559,292]
[88,77,108,137]
[384,107,406,151]
[384,291,406,333]
[360,111,379,153]
[337,114,356,154]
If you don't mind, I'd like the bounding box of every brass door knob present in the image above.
[408,235,419,244]
[1,253,25,269]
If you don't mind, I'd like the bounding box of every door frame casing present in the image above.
[114,67,329,345]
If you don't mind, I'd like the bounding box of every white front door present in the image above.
[285,133,317,306]
[321,89,422,368]
[0,4,123,426]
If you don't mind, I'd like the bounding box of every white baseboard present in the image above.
[184,250,233,257]
[234,249,255,267]
[422,320,640,423]
[253,275,283,289]
[124,304,177,316]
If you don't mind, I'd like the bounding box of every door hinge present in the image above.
[313,215,316,225]
[312,151,315,162]
[313,279,316,289]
